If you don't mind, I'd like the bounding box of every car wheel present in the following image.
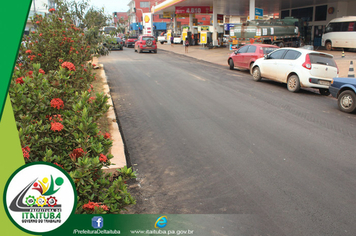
[252,66,261,81]
[134,48,137,52]
[287,75,300,92]
[139,49,142,53]
[154,50,157,53]
[325,41,332,51]
[160,42,164,44]
[229,59,234,70]
[249,62,254,73]
[338,90,356,113]
[319,88,330,96]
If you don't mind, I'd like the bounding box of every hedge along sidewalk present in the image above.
[92,57,126,171]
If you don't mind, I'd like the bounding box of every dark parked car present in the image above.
[228,44,279,72]
[330,77,356,113]
[103,37,123,50]
[125,36,138,47]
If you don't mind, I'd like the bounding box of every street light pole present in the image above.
[136,8,144,35]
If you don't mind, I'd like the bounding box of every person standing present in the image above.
[185,37,189,53]
[170,35,174,47]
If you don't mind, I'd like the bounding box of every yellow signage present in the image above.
[163,12,171,18]
[182,32,187,42]
[200,31,207,44]
[144,15,150,23]
[167,30,172,44]
[176,13,195,18]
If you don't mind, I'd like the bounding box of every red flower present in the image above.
[101,205,109,211]
[32,31,35,34]
[28,55,36,61]
[15,77,24,84]
[54,162,63,169]
[51,122,63,132]
[70,148,85,161]
[38,53,42,57]
[39,33,43,36]
[50,98,64,110]
[88,97,95,103]
[48,114,63,122]
[59,59,63,62]
[22,146,30,159]
[84,68,87,72]
[90,84,93,89]
[25,50,32,54]
[19,63,22,67]
[36,21,40,24]
[92,64,96,67]
[61,62,76,71]
[82,201,99,211]
[99,154,108,162]
[104,132,110,139]
[27,71,33,76]
[49,8,55,12]
[39,69,45,74]
[58,18,62,21]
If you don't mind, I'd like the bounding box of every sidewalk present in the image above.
[158,43,356,78]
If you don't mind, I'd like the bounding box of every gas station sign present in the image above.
[175,6,213,14]
[142,13,153,36]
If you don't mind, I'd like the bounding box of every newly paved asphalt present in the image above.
[100,48,356,236]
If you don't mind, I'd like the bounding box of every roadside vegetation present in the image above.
[9,0,136,214]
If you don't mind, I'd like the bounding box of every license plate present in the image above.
[319,80,331,86]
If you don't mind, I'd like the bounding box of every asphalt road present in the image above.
[100,48,356,236]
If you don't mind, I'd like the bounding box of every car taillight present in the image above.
[337,64,339,74]
[302,54,312,70]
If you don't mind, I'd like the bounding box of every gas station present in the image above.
[151,0,356,47]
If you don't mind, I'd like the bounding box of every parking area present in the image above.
[157,43,356,78]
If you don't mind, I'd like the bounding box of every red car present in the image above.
[228,44,279,72]
[125,36,138,47]
[134,35,157,53]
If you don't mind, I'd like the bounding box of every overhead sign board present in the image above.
[163,12,171,18]
[175,6,213,14]
[255,8,263,16]
[176,13,195,18]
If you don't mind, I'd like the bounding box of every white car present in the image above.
[173,36,182,44]
[251,48,339,95]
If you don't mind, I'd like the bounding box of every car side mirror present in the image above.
[234,50,238,55]
[264,54,268,59]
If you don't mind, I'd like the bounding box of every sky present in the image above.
[89,0,131,14]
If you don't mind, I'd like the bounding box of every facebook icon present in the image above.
[92,216,104,229]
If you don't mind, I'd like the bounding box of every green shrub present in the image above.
[9,4,136,214]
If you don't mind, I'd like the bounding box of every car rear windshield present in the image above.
[142,37,154,41]
[129,36,137,39]
[261,47,278,55]
[309,53,337,67]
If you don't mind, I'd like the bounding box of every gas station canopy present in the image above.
[152,0,342,16]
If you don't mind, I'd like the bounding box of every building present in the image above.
[127,0,211,36]
[25,0,55,35]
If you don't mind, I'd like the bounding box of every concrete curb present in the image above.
[97,64,127,170]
